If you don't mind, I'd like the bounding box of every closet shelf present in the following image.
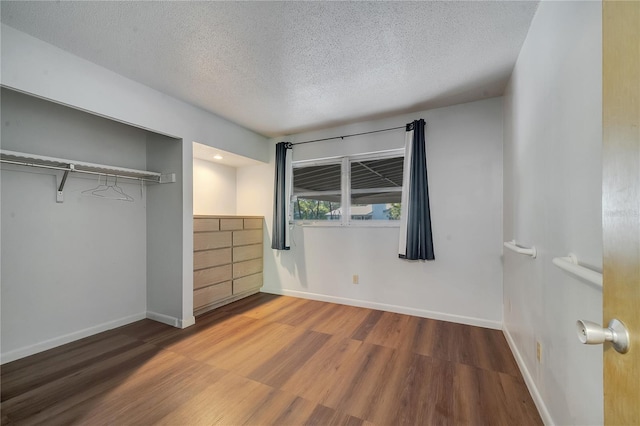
[1,149,176,203]
[0,149,171,180]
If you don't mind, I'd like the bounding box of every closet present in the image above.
[0,89,184,361]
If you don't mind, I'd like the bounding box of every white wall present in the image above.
[1,89,148,361]
[193,158,237,215]
[238,97,504,328]
[502,2,602,424]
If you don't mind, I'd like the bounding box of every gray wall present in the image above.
[1,89,149,361]
[146,133,186,324]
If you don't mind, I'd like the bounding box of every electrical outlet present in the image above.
[536,341,542,363]
[352,274,359,284]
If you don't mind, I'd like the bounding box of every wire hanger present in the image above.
[82,175,134,202]
[81,175,108,195]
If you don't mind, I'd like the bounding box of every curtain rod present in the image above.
[292,125,405,146]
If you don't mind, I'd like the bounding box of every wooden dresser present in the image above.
[193,215,263,316]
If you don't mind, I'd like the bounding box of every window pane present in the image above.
[292,161,342,221]
[293,163,341,193]
[350,156,403,221]
[293,197,342,221]
[351,191,402,204]
[351,157,403,189]
[349,202,401,220]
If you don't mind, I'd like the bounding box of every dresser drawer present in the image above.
[194,248,231,270]
[233,229,262,246]
[233,244,262,262]
[220,218,244,231]
[243,218,263,230]
[233,273,263,294]
[194,218,220,232]
[194,281,232,309]
[194,231,231,251]
[194,264,232,289]
[233,258,262,279]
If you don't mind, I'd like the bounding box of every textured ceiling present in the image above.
[1,1,538,137]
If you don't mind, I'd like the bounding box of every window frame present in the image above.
[290,149,404,227]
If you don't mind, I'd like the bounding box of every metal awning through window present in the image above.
[293,157,404,198]
[293,163,341,193]
[351,157,403,190]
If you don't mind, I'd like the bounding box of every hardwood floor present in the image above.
[1,294,542,425]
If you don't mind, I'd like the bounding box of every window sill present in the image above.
[291,221,401,228]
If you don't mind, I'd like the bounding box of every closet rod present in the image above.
[0,159,161,183]
[292,125,405,146]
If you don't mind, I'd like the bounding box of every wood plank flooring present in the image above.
[1,294,542,425]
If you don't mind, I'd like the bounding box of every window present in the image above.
[292,160,342,221]
[350,155,403,221]
[291,149,403,225]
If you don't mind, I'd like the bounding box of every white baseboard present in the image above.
[260,288,502,330]
[0,312,146,365]
[180,315,196,329]
[146,311,195,329]
[503,326,554,426]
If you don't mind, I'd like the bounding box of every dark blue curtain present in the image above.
[271,142,292,250]
[400,119,434,260]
